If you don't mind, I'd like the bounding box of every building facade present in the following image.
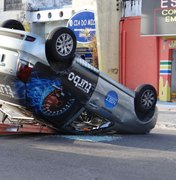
[121,0,176,102]
[0,0,25,22]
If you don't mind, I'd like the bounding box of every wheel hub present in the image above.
[56,33,73,56]
[141,90,155,109]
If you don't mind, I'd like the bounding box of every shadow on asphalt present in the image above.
[0,129,175,153]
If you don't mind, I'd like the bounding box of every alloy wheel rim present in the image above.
[141,90,155,109]
[56,33,73,56]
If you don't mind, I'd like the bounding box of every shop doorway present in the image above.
[171,50,176,101]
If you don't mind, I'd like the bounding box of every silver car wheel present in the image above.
[56,33,73,56]
[135,84,157,114]
[46,27,77,71]
[141,90,155,109]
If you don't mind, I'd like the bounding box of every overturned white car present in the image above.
[0,19,158,134]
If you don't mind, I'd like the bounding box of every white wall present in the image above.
[0,0,26,23]
[122,0,142,17]
[26,0,72,10]
[72,0,95,11]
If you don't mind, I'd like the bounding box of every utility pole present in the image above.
[95,0,121,81]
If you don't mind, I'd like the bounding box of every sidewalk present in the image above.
[156,101,176,130]
[156,101,176,112]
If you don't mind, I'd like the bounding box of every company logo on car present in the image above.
[68,72,92,93]
[105,91,118,109]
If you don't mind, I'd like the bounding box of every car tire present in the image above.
[45,27,77,71]
[1,19,25,31]
[135,84,157,114]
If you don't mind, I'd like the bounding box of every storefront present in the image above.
[158,38,176,102]
[120,0,176,102]
[141,0,176,102]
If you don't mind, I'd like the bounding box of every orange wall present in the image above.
[119,17,159,91]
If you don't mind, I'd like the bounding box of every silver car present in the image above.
[0,19,157,134]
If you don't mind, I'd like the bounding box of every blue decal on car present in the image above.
[26,71,75,117]
[105,91,118,109]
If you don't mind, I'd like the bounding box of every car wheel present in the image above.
[1,19,25,31]
[45,27,77,71]
[135,84,157,113]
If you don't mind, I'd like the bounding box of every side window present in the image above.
[4,0,22,11]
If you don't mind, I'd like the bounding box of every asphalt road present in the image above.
[0,127,175,180]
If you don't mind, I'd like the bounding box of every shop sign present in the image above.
[141,0,176,36]
[67,10,96,43]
